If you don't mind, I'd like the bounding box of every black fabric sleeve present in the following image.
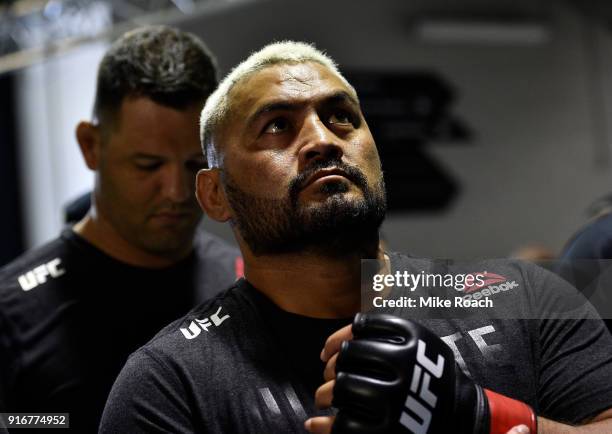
[99,348,197,434]
[0,307,17,412]
[531,265,612,424]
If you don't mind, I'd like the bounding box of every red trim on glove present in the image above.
[484,389,537,434]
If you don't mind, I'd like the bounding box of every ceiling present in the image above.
[0,0,608,74]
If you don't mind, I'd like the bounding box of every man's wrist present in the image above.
[484,389,537,434]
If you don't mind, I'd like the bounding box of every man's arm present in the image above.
[0,308,15,413]
[537,409,612,434]
[533,264,612,424]
[308,318,612,434]
[305,415,612,434]
[99,348,196,434]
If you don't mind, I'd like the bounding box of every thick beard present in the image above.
[222,159,387,258]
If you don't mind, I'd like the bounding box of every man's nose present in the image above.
[161,165,192,203]
[297,115,343,170]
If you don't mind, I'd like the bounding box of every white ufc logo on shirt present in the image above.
[18,258,65,291]
[180,306,231,339]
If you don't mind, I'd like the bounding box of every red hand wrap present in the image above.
[484,389,537,434]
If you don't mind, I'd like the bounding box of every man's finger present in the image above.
[321,323,353,362]
[323,353,338,382]
[314,379,335,409]
[506,425,530,434]
[304,416,335,434]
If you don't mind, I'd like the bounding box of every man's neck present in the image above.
[243,240,383,319]
[73,214,190,269]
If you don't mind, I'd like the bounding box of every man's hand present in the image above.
[305,418,531,434]
[305,313,537,434]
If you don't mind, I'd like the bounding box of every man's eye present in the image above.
[135,162,162,171]
[263,118,288,134]
[329,110,353,126]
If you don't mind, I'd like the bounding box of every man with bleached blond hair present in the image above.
[101,41,612,434]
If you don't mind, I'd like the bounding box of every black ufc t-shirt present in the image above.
[0,228,241,432]
[100,254,612,433]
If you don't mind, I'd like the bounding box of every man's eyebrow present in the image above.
[325,91,360,108]
[246,91,360,129]
[246,101,301,129]
[131,153,204,161]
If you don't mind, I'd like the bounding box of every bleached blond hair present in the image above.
[199,40,356,167]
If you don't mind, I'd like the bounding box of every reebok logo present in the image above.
[463,272,506,293]
[462,273,519,301]
[18,258,65,291]
[180,306,230,339]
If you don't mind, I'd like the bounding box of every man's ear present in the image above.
[196,168,232,222]
[75,121,102,170]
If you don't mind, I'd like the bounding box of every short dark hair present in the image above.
[93,25,217,127]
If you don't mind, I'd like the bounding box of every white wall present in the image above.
[16,42,107,248]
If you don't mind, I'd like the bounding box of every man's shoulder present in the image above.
[388,252,540,283]
[0,232,83,345]
[0,234,71,297]
[562,213,612,259]
[388,253,570,316]
[136,279,252,362]
[581,212,612,235]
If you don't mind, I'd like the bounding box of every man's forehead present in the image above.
[229,62,355,114]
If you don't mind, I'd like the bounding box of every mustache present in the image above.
[288,158,369,204]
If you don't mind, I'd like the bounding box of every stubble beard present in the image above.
[222,159,387,258]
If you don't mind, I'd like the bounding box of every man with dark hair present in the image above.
[93,25,217,128]
[101,41,612,434]
[0,26,240,432]
[557,213,612,332]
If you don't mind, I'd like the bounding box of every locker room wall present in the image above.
[13,0,612,259]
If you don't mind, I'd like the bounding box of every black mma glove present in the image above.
[331,313,537,434]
